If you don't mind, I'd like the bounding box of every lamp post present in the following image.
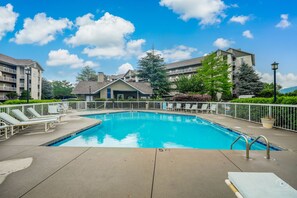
[24,66,31,103]
[271,62,279,103]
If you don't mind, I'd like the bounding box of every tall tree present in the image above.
[76,66,98,82]
[52,80,73,99]
[198,53,232,100]
[138,51,170,97]
[236,64,264,96]
[175,75,204,93]
[41,78,53,99]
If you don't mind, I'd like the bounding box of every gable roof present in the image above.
[72,79,153,95]
[165,56,204,69]
[0,54,44,71]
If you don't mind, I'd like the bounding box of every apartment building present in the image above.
[165,48,255,96]
[0,54,43,100]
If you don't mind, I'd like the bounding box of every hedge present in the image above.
[231,96,297,105]
[2,99,61,105]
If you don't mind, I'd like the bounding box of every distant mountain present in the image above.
[279,86,297,94]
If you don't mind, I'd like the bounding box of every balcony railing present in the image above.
[167,68,197,75]
[0,86,16,91]
[0,76,16,83]
[0,66,16,74]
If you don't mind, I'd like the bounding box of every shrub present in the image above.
[231,96,297,105]
[94,98,107,101]
[2,99,61,105]
[172,94,211,102]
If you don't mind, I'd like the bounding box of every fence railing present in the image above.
[0,101,296,132]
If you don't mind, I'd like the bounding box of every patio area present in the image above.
[0,110,297,198]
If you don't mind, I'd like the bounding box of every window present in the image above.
[107,88,111,99]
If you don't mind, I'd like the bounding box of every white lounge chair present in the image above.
[162,102,167,110]
[210,104,217,113]
[198,104,209,113]
[175,103,182,111]
[226,172,297,198]
[190,104,198,113]
[48,105,64,114]
[0,122,12,139]
[0,112,55,133]
[184,104,191,111]
[167,103,173,111]
[27,107,63,122]
[11,109,58,123]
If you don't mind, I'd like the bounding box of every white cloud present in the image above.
[242,30,253,39]
[162,45,197,62]
[258,71,297,88]
[213,38,234,48]
[11,13,72,45]
[159,0,227,26]
[46,49,98,69]
[65,12,145,59]
[0,4,19,40]
[117,63,134,74]
[139,45,197,63]
[229,15,250,25]
[276,14,291,29]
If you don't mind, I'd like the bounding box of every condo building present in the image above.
[165,48,255,96]
[0,54,43,100]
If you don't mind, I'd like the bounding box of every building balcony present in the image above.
[167,68,198,76]
[0,76,17,83]
[19,74,25,79]
[0,66,16,74]
[0,86,16,91]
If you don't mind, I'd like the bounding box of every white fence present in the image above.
[0,101,296,132]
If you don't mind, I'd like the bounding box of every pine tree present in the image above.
[76,66,97,82]
[198,53,232,100]
[236,63,263,96]
[138,51,170,97]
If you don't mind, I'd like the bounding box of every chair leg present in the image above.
[5,128,8,139]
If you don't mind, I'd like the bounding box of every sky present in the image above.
[0,0,297,88]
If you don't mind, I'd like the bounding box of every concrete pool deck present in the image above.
[0,110,297,198]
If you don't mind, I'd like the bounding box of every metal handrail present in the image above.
[249,135,270,159]
[230,135,249,159]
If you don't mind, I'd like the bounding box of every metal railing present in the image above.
[0,66,16,74]
[230,135,250,158]
[0,76,17,83]
[0,86,16,91]
[249,135,270,159]
[0,101,296,132]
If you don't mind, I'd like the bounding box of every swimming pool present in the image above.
[50,112,278,150]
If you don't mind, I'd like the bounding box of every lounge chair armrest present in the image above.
[0,121,7,126]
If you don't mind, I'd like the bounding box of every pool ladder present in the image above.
[230,135,270,159]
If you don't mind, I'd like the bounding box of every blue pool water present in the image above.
[50,112,277,150]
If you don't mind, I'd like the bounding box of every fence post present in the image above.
[269,105,272,117]
[224,103,227,115]
[216,103,219,114]
[249,104,251,121]
[235,104,237,118]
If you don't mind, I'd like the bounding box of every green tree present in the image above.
[138,51,170,97]
[236,63,264,96]
[52,80,73,99]
[19,90,31,100]
[76,66,98,82]
[41,78,53,99]
[198,53,232,101]
[6,92,18,99]
[175,75,204,93]
[263,83,282,91]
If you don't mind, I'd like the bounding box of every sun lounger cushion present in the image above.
[228,172,297,198]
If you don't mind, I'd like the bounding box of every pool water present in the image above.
[50,112,277,150]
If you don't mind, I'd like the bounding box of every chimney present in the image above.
[98,72,105,83]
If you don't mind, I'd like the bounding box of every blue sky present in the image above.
[0,0,296,87]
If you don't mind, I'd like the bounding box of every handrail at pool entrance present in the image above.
[249,135,270,159]
[230,135,250,159]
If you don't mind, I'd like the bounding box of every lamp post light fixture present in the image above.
[271,61,279,103]
[24,66,31,103]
